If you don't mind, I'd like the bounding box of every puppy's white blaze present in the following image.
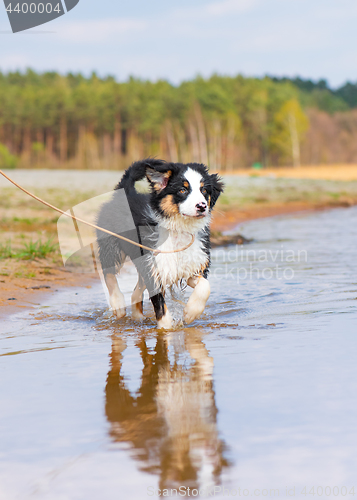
[179,168,207,217]
[183,277,210,324]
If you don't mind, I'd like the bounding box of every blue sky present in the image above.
[0,0,357,87]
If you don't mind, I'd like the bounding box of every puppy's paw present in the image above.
[113,308,126,319]
[183,299,205,324]
[157,309,173,330]
[183,277,210,324]
[132,309,145,322]
[109,290,126,319]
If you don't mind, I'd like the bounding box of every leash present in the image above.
[0,170,195,256]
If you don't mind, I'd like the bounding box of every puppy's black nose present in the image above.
[196,202,207,213]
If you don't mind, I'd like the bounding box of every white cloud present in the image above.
[162,0,260,23]
[57,18,147,43]
[205,0,259,16]
[0,52,29,68]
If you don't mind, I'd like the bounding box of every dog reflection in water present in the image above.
[105,329,230,490]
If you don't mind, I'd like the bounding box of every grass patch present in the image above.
[41,267,52,275]
[14,270,36,278]
[0,241,13,259]
[328,192,341,199]
[15,239,58,260]
[0,238,58,260]
[12,216,39,224]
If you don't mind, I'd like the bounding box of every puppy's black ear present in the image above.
[209,173,224,209]
[115,158,168,192]
[146,160,172,191]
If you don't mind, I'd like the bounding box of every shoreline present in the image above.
[0,263,98,318]
[210,199,352,232]
[1,199,354,318]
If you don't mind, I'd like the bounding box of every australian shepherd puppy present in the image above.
[96,158,224,329]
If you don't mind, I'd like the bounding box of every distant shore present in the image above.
[211,199,354,232]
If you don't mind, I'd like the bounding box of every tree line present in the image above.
[1,69,357,170]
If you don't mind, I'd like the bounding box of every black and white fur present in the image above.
[96,159,224,329]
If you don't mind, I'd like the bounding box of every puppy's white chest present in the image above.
[153,230,208,288]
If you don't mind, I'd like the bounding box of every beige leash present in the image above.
[0,170,195,256]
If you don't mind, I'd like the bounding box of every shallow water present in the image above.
[1,207,357,500]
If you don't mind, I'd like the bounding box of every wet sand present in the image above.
[0,263,97,317]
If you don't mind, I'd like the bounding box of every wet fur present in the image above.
[96,158,224,329]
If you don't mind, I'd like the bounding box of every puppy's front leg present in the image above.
[131,275,146,321]
[104,272,126,319]
[183,276,210,324]
[151,293,172,330]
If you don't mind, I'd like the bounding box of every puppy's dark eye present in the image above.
[201,187,207,195]
[179,188,187,194]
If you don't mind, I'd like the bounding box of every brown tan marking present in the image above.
[133,301,143,315]
[160,194,179,216]
[183,181,189,188]
[200,262,208,274]
[157,303,168,321]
